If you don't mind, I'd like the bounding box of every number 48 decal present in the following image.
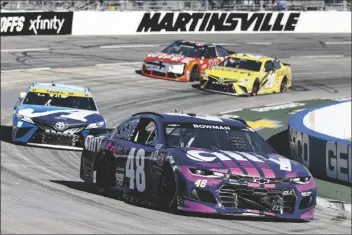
[126,147,146,192]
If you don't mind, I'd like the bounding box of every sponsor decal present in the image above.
[289,127,310,169]
[1,12,73,36]
[137,12,300,32]
[246,119,282,131]
[250,103,306,112]
[326,141,352,183]
[84,135,104,152]
[193,124,231,130]
[115,171,124,186]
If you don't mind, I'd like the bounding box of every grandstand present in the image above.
[1,0,351,12]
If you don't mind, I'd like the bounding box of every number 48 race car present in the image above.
[80,112,316,220]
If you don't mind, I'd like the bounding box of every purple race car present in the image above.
[80,112,316,220]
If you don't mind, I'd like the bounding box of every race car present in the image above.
[12,82,106,150]
[80,112,316,220]
[142,40,236,82]
[199,53,292,96]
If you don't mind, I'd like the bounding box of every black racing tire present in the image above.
[95,154,113,195]
[157,164,177,213]
[190,65,200,82]
[280,77,288,93]
[251,79,260,96]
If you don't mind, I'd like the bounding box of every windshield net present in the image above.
[162,43,204,58]
[22,91,97,111]
[219,57,262,72]
[164,122,274,154]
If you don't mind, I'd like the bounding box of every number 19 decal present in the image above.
[126,148,146,192]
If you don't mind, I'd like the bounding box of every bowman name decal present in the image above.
[137,12,300,32]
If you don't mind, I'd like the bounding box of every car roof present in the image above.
[29,82,92,94]
[230,53,275,62]
[132,112,248,128]
[173,40,214,47]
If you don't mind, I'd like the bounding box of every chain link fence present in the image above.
[1,0,351,12]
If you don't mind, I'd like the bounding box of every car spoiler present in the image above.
[87,128,113,137]
[227,50,236,55]
[282,62,290,66]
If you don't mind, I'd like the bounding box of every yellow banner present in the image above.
[29,88,91,98]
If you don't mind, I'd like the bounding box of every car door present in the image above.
[113,116,162,197]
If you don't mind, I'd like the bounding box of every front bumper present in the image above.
[142,61,190,82]
[12,120,101,149]
[176,166,317,220]
[200,79,251,96]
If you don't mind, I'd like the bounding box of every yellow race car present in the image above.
[199,53,292,96]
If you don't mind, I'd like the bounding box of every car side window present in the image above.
[264,61,274,72]
[113,118,140,141]
[273,60,281,70]
[132,118,159,146]
[204,47,217,58]
[216,46,229,57]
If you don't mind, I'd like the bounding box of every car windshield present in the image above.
[162,43,204,57]
[22,91,97,111]
[164,122,275,155]
[219,57,262,72]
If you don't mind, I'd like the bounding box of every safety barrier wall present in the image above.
[289,100,352,184]
[1,11,351,36]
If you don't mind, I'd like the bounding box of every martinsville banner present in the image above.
[72,11,351,36]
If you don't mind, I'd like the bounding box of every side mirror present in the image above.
[19,92,26,99]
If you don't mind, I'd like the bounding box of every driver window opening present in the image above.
[133,118,158,146]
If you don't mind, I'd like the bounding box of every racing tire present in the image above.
[157,164,177,213]
[95,154,113,195]
[280,77,288,93]
[250,79,260,96]
[190,65,200,82]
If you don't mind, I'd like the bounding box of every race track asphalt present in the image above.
[1,34,351,233]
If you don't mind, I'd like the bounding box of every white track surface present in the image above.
[1,34,351,233]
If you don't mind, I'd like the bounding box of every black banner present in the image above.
[1,12,73,36]
[137,12,300,32]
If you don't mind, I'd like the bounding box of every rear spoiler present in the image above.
[87,128,113,137]
[282,62,290,66]
[227,50,236,55]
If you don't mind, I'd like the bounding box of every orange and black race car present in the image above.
[142,40,236,82]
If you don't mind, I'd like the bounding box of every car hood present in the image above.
[145,52,195,64]
[206,67,260,81]
[16,104,105,125]
[173,148,309,179]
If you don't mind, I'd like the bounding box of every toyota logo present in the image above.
[55,122,67,131]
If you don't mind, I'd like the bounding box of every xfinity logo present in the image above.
[29,15,65,35]
[1,12,73,36]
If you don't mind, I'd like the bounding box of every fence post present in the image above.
[343,0,347,11]
[260,0,264,11]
